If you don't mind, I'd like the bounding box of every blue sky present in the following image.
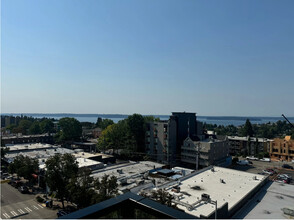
[2,0,294,116]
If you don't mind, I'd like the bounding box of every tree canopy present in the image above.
[56,117,82,142]
[66,167,96,209]
[96,118,114,130]
[45,153,79,209]
[45,154,118,210]
[8,155,39,181]
[241,119,254,137]
[97,114,147,157]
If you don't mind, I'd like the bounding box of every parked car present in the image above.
[11,180,22,188]
[259,158,271,162]
[278,174,292,180]
[1,172,9,179]
[282,164,293,169]
[57,210,69,217]
[275,178,290,184]
[262,169,275,175]
[18,186,29,194]
[246,156,259,161]
[237,160,251,166]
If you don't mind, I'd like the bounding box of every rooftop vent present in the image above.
[201,193,210,202]
[191,185,202,190]
[282,208,294,217]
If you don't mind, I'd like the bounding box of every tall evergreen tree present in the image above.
[242,119,254,137]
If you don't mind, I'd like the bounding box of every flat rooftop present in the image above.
[6,143,56,151]
[1,134,51,139]
[235,182,294,219]
[91,161,163,180]
[161,166,267,218]
[76,157,103,168]
[5,147,74,163]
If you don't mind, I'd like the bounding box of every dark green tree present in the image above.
[97,120,136,154]
[45,153,79,209]
[29,121,41,134]
[8,155,39,181]
[96,118,114,130]
[127,114,146,152]
[241,119,254,137]
[40,119,55,133]
[67,167,96,209]
[96,117,103,127]
[17,120,33,135]
[57,117,82,142]
[92,175,118,203]
[1,147,9,159]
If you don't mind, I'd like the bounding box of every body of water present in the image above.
[2,113,294,127]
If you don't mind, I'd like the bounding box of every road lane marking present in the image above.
[24,207,32,212]
[3,213,10,218]
[10,211,17,216]
[18,209,25,214]
[38,204,44,208]
[33,205,39,210]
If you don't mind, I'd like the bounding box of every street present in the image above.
[1,183,57,219]
[231,159,294,184]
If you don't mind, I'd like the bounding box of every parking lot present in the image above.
[1,183,57,219]
[231,159,294,185]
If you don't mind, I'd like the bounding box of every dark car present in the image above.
[11,180,22,188]
[282,164,294,169]
[57,210,69,218]
[18,186,29,194]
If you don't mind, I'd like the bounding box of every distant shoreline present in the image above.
[1,113,293,121]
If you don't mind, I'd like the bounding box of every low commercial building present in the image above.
[91,161,165,193]
[227,136,271,156]
[75,157,104,170]
[142,166,268,219]
[5,143,57,153]
[73,152,115,164]
[71,142,97,152]
[269,136,294,162]
[1,134,54,146]
[181,137,230,168]
[233,182,294,219]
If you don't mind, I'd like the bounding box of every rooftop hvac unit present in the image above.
[201,193,210,202]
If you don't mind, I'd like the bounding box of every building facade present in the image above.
[145,112,204,166]
[269,136,294,162]
[145,120,177,165]
[227,136,270,156]
[181,137,230,167]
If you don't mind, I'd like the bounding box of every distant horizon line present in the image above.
[1,112,293,118]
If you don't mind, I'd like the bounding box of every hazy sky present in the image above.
[2,0,294,116]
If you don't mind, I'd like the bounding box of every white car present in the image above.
[246,156,258,161]
[262,170,274,175]
[278,174,292,180]
[259,158,271,162]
